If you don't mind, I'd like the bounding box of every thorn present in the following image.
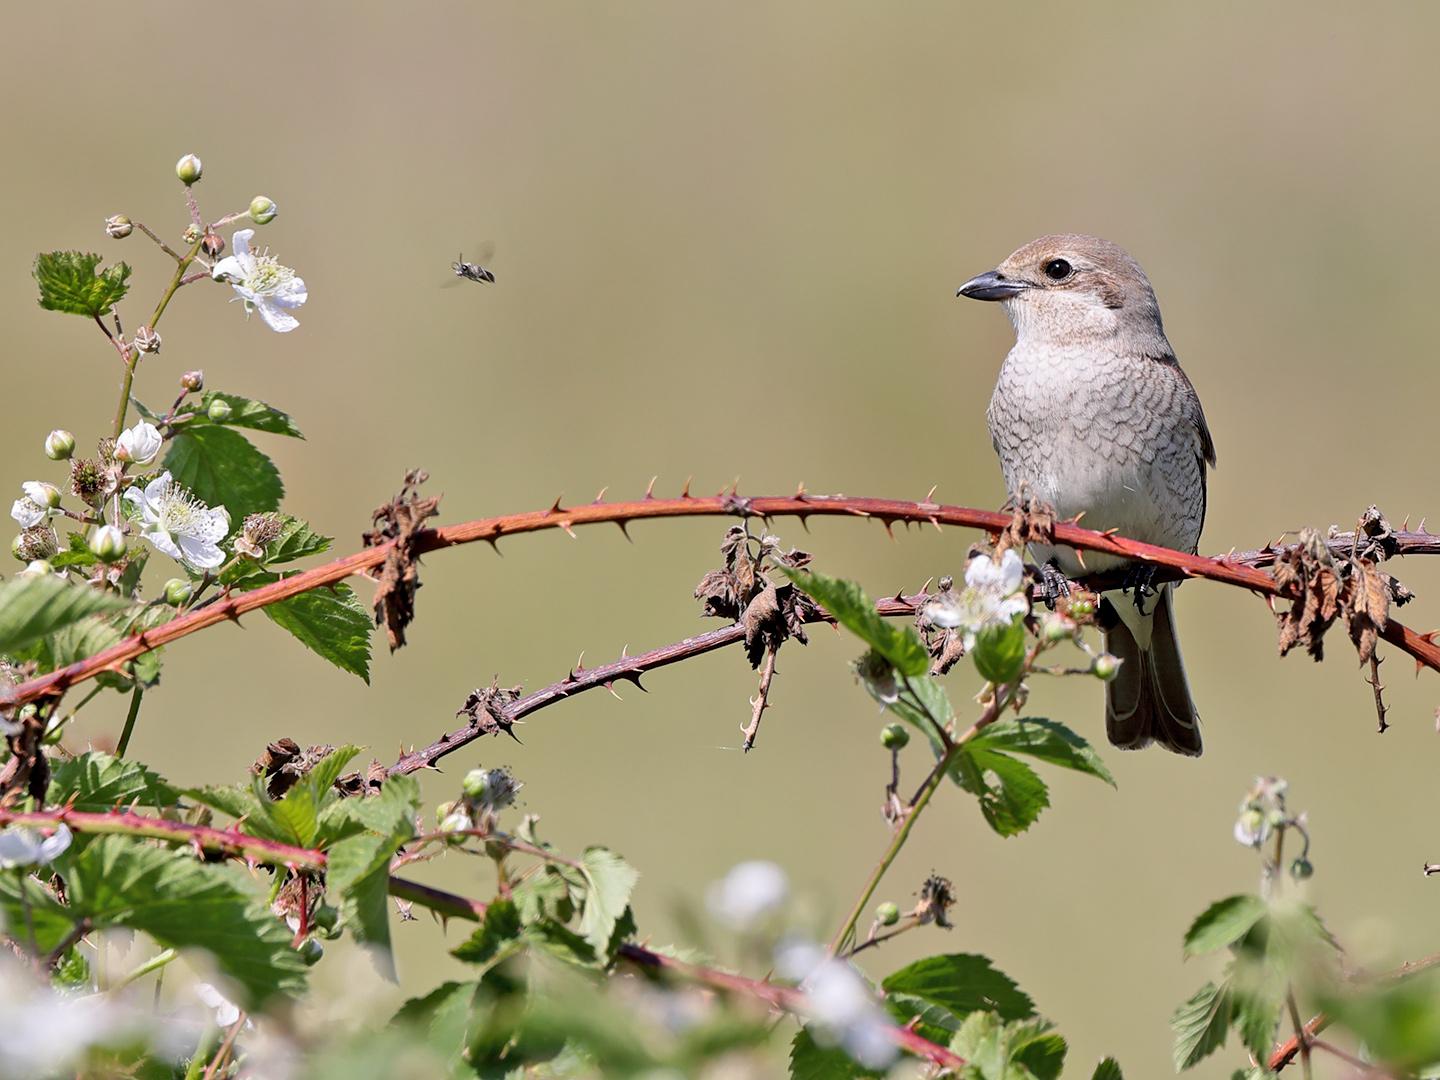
[919,576,934,593]
[549,495,565,514]
[1272,533,1289,549]
[574,651,586,673]
[614,519,633,542]
[795,481,808,500]
[560,520,577,539]
[681,476,693,499]
[730,477,741,496]
[1074,549,1088,571]
[1100,527,1121,538]
[796,513,811,533]
[621,643,630,658]
[925,484,938,502]
[845,507,872,519]
[644,476,658,499]
[484,534,503,556]
[1420,517,1430,534]
[1068,511,1087,526]
[593,486,609,503]
[1401,514,1411,531]
[603,681,623,701]
[882,518,897,541]
[928,516,942,533]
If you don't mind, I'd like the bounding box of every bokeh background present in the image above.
[5,4,1440,1076]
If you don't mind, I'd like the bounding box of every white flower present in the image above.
[775,939,897,1070]
[211,229,307,333]
[195,983,241,1028]
[0,957,156,1078]
[706,861,789,928]
[21,483,60,510]
[122,472,229,570]
[926,549,1029,648]
[10,498,44,529]
[0,824,71,869]
[114,422,162,466]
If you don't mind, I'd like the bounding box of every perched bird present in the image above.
[957,235,1215,756]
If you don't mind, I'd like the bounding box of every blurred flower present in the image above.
[925,549,1029,648]
[776,939,897,1070]
[1234,776,1290,849]
[115,422,162,466]
[20,560,58,578]
[195,983,240,1028]
[0,824,71,869]
[0,958,155,1078]
[853,650,899,704]
[211,229,307,333]
[10,497,44,529]
[123,472,229,570]
[706,861,789,928]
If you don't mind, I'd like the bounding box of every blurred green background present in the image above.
[5,3,1440,1076]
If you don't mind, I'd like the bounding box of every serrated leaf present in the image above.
[0,872,77,954]
[1231,984,1282,1063]
[33,251,131,317]
[184,784,259,823]
[52,946,91,993]
[971,718,1115,788]
[576,847,639,955]
[973,618,1027,684]
[1171,982,1231,1070]
[0,575,130,657]
[882,954,1035,1021]
[782,569,929,676]
[1091,1058,1124,1080]
[50,532,98,569]
[61,836,306,1006]
[265,515,331,563]
[190,391,304,438]
[1184,895,1268,957]
[325,775,418,977]
[164,424,283,523]
[885,993,963,1046]
[950,1010,1036,1079]
[1009,1020,1066,1080]
[953,744,1051,837]
[48,752,178,813]
[264,583,372,681]
[865,671,953,760]
[788,1028,884,1079]
[452,899,525,972]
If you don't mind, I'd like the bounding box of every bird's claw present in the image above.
[1036,561,1073,610]
[1121,564,1159,616]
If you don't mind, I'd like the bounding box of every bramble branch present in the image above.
[7,491,1440,710]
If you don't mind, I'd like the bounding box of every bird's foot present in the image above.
[1121,564,1159,617]
[1036,560,1073,610]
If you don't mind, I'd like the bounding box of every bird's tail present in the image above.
[1102,585,1202,757]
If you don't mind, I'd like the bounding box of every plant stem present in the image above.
[102,947,176,995]
[111,237,204,439]
[116,687,143,758]
[1286,990,1314,1080]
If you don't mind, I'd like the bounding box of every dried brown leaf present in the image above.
[362,469,441,652]
[457,678,523,742]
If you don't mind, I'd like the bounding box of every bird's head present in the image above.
[958,234,1167,351]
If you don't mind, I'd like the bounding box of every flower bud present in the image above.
[311,903,340,934]
[461,768,489,800]
[21,560,55,577]
[22,482,61,509]
[1040,613,1075,643]
[44,430,75,461]
[13,526,59,563]
[181,370,205,392]
[1290,857,1314,880]
[439,810,474,834]
[248,196,278,225]
[182,224,202,246]
[1067,596,1097,619]
[880,723,909,750]
[132,326,161,355]
[201,228,224,258]
[1092,653,1121,681]
[206,399,233,423]
[175,154,203,185]
[104,214,133,239]
[115,422,163,467]
[876,901,901,927]
[298,938,324,966]
[89,525,126,563]
[163,578,194,606]
[1234,808,1267,848]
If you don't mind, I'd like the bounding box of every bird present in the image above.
[957,234,1215,756]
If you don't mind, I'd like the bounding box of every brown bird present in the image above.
[958,235,1215,756]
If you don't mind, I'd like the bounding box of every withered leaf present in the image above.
[252,738,337,800]
[457,678,523,742]
[362,469,441,652]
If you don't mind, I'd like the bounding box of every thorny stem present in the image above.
[742,645,778,751]
[7,494,1440,712]
[116,686,143,758]
[201,1015,244,1080]
[1285,990,1313,1080]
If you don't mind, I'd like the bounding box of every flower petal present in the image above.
[211,255,245,282]
[10,498,43,529]
[176,534,224,570]
[996,549,1024,594]
[271,276,307,309]
[255,301,299,333]
[142,528,185,564]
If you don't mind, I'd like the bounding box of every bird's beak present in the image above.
[957,270,1029,302]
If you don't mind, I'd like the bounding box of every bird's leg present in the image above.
[1121,563,1159,617]
[1036,559,1073,610]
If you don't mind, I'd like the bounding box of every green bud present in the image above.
[1092,653,1121,681]
[206,399,233,423]
[44,430,75,460]
[298,937,324,966]
[163,578,194,606]
[21,559,55,577]
[1068,596,1096,619]
[89,525,126,563]
[880,723,910,750]
[439,810,473,834]
[461,768,489,799]
[876,901,901,926]
[104,214,133,239]
[311,903,340,934]
[175,153,203,185]
[1290,857,1314,880]
[248,195,278,224]
[1041,613,1075,643]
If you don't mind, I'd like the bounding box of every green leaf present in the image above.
[973,618,1027,684]
[452,899,526,972]
[1231,983,1282,1063]
[52,946,92,993]
[50,532,98,570]
[325,775,418,977]
[0,872,78,954]
[0,575,129,656]
[788,1028,884,1079]
[1184,895,1268,957]
[885,993,963,1046]
[864,671,953,760]
[782,569,929,676]
[163,425,283,522]
[48,752,178,813]
[33,251,131,317]
[970,718,1116,788]
[265,583,372,681]
[190,391,304,437]
[1317,967,1440,1072]
[1009,1020,1067,1080]
[61,836,306,1007]
[576,847,639,955]
[1091,1059,1124,1080]
[1171,982,1232,1070]
[952,742,1051,837]
[882,954,1035,1021]
[950,1011,1039,1080]
[264,515,331,563]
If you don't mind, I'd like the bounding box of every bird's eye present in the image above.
[1043,258,1073,281]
